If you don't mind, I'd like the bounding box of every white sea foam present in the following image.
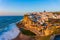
[0,23,20,40]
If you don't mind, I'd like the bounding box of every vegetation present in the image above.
[20,28,36,36]
[53,12,60,15]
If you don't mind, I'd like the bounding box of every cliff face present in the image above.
[18,12,60,36]
[16,12,60,40]
[13,33,34,40]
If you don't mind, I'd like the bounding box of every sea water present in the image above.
[0,16,23,35]
[54,35,60,40]
[0,16,60,40]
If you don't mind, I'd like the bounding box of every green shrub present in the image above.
[20,28,36,36]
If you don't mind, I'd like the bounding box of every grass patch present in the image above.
[20,28,36,36]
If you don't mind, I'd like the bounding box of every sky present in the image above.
[0,0,60,15]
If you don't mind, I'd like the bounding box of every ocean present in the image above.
[0,16,23,35]
[0,16,60,40]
